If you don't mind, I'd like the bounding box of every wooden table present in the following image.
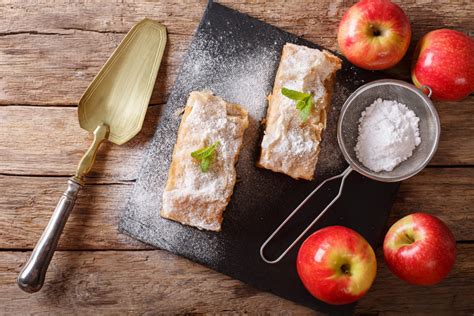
[1,1,473,314]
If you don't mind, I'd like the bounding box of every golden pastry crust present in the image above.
[257,43,342,180]
[161,91,249,231]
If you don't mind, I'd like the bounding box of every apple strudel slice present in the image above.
[257,43,342,180]
[161,91,249,231]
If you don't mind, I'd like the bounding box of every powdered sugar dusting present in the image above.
[121,27,283,266]
[259,43,341,180]
[121,7,361,270]
[161,91,248,231]
[355,98,421,172]
[174,31,283,185]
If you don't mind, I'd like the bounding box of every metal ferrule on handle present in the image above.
[260,167,352,264]
[17,179,82,292]
[17,124,109,293]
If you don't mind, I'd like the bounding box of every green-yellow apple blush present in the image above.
[383,213,456,285]
[337,0,411,70]
[297,226,377,305]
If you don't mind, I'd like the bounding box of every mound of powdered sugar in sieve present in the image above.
[355,98,421,172]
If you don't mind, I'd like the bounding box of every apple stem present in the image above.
[340,263,351,276]
[369,24,382,37]
[403,233,415,245]
[404,233,415,244]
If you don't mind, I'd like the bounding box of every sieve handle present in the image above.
[418,85,433,98]
[260,167,353,264]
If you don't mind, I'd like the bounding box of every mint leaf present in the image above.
[200,157,211,172]
[296,99,306,111]
[299,97,312,122]
[191,141,220,172]
[191,141,220,159]
[281,87,311,101]
[281,87,313,122]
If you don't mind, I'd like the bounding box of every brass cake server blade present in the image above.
[17,19,166,293]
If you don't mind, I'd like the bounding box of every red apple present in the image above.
[297,226,377,305]
[383,213,456,285]
[411,29,474,101]
[337,0,411,70]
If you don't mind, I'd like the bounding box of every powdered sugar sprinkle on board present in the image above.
[120,4,371,271]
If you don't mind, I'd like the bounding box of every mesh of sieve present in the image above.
[337,79,440,182]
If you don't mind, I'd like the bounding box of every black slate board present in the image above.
[120,2,399,314]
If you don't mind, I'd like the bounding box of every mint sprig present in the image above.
[191,141,220,172]
[281,87,313,122]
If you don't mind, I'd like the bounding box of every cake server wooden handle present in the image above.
[17,179,82,293]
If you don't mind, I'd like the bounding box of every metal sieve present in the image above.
[260,79,440,264]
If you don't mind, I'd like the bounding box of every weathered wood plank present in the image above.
[0,1,472,105]
[1,245,472,314]
[2,1,472,40]
[436,101,474,165]
[1,168,472,250]
[0,32,187,106]
[1,100,473,182]
[0,250,315,314]
[0,105,162,180]
[390,168,474,242]
[356,243,474,315]
[0,176,147,250]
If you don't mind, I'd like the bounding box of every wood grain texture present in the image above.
[0,105,162,179]
[1,168,472,250]
[1,245,472,314]
[0,0,472,105]
[0,175,146,250]
[356,244,474,315]
[0,250,315,314]
[390,168,474,241]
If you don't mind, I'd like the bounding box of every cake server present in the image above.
[17,19,166,292]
